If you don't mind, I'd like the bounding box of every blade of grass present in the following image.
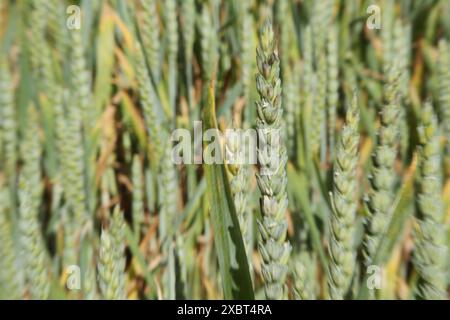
[203,82,254,300]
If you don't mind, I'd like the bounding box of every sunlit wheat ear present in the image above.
[392,19,411,160]
[29,3,58,95]
[363,68,401,268]
[327,25,339,158]
[64,94,88,227]
[97,229,117,300]
[381,0,395,76]
[413,102,448,300]
[292,252,318,300]
[164,0,178,117]
[278,0,297,158]
[328,93,360,300]
[52,87,71,195]
[311,52,327,155]
[28,0,47,76]
[0,56,17,181]
[19,177,50,300]
[165,0,178,63]
[69,28,93,132]
[110,206,126,298]
[300,25,314,154]
[139,0,161,82]
[241,3,255,110]
[226,129,252,264]
[311,0,333,61]
[181,0,195,65]
[159,143,178,243]
[134,42,164,162]
[44,0,68,57]
[62,206,77,269]
[98,207,126,300]
[18,106,49,300]
[200,3,218,82]
[255,19,291,300]
[0,187,22,299]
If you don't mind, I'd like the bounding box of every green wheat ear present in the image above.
[19,177,50,300]
[241,2,255,112]
[363,68,401,268]
[134,42,164,162]
[159,143,178,244]
[200,3,218,82]
[181,0,195,65]
[139,0,161,83]
[328,93,360,300]
[44,0,68,58]
[0,56,17,182]
[226,128,252,264]
[292,252,318,300]
[0,187,22,299]
[255,19,291,300]
[327,25,339,158]
[98,207,126,300]
[18,106,50,300]
[413,101,448,300]
[69,29,94,133]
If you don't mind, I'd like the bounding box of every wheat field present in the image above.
[0,0,449,300]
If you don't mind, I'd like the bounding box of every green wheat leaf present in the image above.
[203,82,254,300]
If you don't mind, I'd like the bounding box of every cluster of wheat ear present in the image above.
[0,0,449,300]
